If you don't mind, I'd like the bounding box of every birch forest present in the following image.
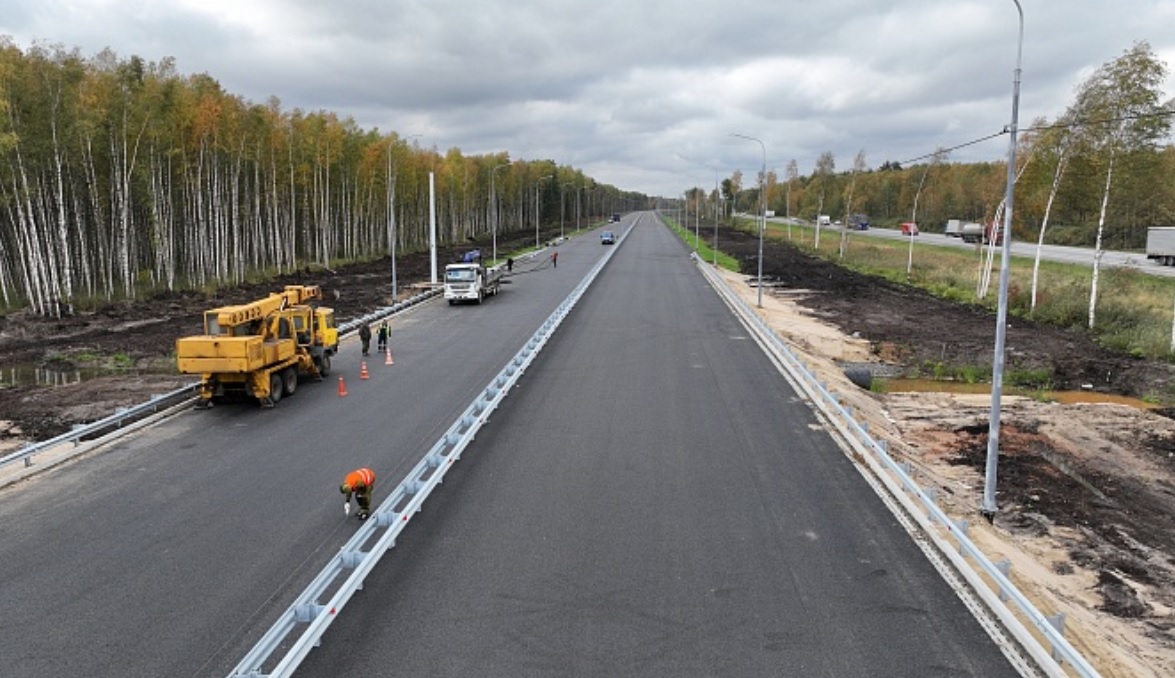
[720,43,1173,254]
[0,42,641,315]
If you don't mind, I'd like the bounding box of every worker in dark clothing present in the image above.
[340,467,376,520]
[358,322,371,356]
[551,251,558,268]
[376,321,389,353]
[506,257,514,272]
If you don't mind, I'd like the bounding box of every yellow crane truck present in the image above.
[176,285,339,407]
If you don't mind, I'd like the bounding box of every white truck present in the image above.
[1146,227,1175,266]
[444,261,504,304]
[959,222,985,243]
[817,215,831,227]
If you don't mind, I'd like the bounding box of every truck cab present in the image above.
[444,262,503,304]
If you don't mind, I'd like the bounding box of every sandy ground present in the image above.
[715,265,1175,678]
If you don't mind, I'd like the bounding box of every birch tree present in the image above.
[839,149,866,259]
[784,158,798,239]
[908,149,946,275]
[1027,118,1072,314]
[813,151,835,249]
[1070,42,1170,329]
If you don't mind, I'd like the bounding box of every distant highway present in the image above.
[768,215,1174,278]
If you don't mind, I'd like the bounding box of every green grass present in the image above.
[730,217,1175,361]
[662,216,741,271]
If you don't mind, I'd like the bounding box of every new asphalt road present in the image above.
[0,213,1023,677]
[296,216,1023,677]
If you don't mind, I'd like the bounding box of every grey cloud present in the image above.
[0,0,1171,196]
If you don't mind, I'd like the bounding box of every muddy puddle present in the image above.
[878,377,1158,410]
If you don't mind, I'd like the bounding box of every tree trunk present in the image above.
[1088,148,1117,330]
[1031,147,1067,313]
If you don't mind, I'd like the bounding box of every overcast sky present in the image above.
[3,1,1173,197]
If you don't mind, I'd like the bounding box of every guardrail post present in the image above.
[1047,612,1067,662]
[294,603,325,622]
[995,560,1012,601]
[340,551,366,569]
[922,487,938,522]
[952,520,969,555]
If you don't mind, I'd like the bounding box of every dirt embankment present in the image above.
[2,218,1174,675]
[712,222,1175,677]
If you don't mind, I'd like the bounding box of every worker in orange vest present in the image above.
[340,467,375,520]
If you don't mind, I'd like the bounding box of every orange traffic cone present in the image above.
[360,361,370,380]
[385,347,394,365]
[337,376,348,397]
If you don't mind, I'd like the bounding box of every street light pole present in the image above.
[713,173,720,266]
[695,187,700,251]
[731,133,766,307]
[983,0,1024,521]
[386,141,398,301]
[386,133,422,301]
[535,175,553,249]
[490,162,510,263]
[577,186,584,232]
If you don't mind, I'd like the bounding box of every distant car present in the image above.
[851,214,870,230]
[600,230,616,245]
[610,213,621,223]
[900,222,920,236]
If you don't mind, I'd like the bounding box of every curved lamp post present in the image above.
[983,0,1024,521]
[731,133,767,308]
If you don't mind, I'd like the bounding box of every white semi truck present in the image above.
[444,261,504,304]
[1146,227,1175,266]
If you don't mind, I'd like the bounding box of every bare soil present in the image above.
[713,222,1175,677]
[2,218,1174,674]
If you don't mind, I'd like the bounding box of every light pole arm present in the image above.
[730,133,767,307]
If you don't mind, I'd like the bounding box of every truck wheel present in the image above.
[282,367,298,396]
[318,355,332,377]
[476,290,483,304]
[268,374,283,404]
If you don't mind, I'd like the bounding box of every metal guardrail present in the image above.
[0,288,443,475]
[336,286,441,334]
[693,254,1100,678]
[0,382,200,470]
[227,222,631,677]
